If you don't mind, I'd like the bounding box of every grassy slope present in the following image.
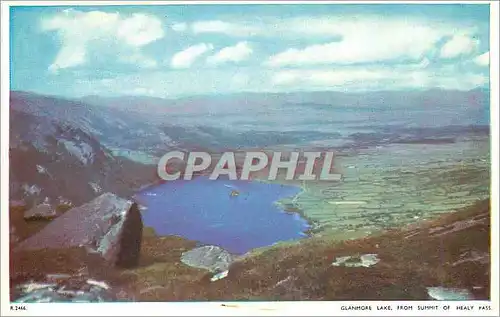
[127,199,490,301]
[10,200,490,301]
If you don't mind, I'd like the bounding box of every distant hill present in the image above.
[9,88,490,205]
[81,88,490,124]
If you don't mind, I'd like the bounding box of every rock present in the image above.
[86,279,110,290]
[12,275,119,303]
[451,249,489,267]
[46,274,72,283]
[358,254,380,267]
[23,203,56,220]
[19,282,57,294]
[181,245,234,273]
[272,275,301,299]
[210,270,229,282]
[331,253,380,268]
[56,196,73,208]
[15,193,143,268]
[274,276,293,288]
[113,200,143,268]
[15,289,66,303]
[139,286,166,295]
[426,287,474,300]
[22,184,41,196]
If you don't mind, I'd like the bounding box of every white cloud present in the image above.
[473,51,490,66]
[41,9,164,72]
[271,67,487,91]
[207,42,253,66]
[38,12,488,96]
[185,16,481,67]
[265,17,478,67]
[68,68,269,98]
[171,22,187,32]
[191,20,260,37]
[115,13,164,46]
[67,62,486,99]
[47,45,86,73]
[440,34,480,59]
[171,43,214,69]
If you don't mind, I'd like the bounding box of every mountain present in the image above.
[9,88,490,206]
[9,92,159,206]
[81,88,490,151]
[11,91,178,157]
[81,89,490,137]
[81,89,490,120]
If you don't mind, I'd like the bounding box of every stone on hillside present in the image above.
[46,274,71,283]
[210,270,229,282]
[57,196,73,208]
[12,275,120,303]
[15,193,143,268]
[426,287,474,300]
[181,245,234,273]
[331,253,380,268]
[24,203,57,220]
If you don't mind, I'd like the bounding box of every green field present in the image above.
[271,138,490,240]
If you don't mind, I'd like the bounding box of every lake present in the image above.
[135,176,310,254]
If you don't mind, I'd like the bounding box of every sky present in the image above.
[10,3,491,99]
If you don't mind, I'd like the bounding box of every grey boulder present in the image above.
[23,203,56,220]
[15,193,143,268]
[181,245,234,273]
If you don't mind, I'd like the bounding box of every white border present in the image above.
[490,0,500,315]
[2,301,500,316]
[0,0,12,315]
[1,1,499,316]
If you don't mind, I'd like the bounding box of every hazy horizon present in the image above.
[10,85,492,102]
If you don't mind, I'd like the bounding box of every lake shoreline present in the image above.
[132,135,490,253]
[135,176,310,255]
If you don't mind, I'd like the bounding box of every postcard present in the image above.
[1,1,498,316]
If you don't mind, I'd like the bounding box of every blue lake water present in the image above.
[135,176,310,254]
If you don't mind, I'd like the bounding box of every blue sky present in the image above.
[10,4,490,98]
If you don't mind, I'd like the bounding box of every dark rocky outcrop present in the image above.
[15,193,143,268]
[115,202,143,268]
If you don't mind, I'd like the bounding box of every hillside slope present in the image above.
[10,199,490,301]
[10,95,158,207]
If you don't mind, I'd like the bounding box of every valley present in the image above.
[8,88,491,301]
